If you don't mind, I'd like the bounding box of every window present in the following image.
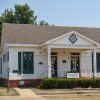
[0,57,2,74]
[96,53,100,72]
[51,52,57,55]
[3,51,9,63]
[3,54,6,63]
[6,51,9,61]
[18,52,34,74]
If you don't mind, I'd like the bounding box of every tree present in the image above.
[0,16,4,37]
[39,20,48,26]
[2,4,37,24]
[2,9,15,23]
[0,3,49,36]
[14,4,37,24]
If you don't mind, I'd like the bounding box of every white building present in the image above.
[0,23,100,86]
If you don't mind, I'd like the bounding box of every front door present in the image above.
[51,53,58,77]
[70,53,80,72]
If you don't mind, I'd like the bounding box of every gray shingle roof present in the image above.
[2,23,100,44]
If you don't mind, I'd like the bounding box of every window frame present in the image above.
[18,52,34,74]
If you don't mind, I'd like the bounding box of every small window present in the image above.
[71,53,80,56]
[51,52,57,55]
[0,57,2,74]
[7,51,9,61]
[3,52,9,63]
[3,54,6,63]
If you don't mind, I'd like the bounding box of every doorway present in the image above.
[51,52,58,77]
[70,53,80,72]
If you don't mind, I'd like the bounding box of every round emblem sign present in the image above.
[69,34,77,43]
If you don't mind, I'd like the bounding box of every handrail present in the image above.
[37,70,48,79]
[37,69,93,79]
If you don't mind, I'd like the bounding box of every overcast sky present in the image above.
[0,0,100,27]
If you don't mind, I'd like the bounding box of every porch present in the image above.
[40,47,97,78]
[41,31,99,78]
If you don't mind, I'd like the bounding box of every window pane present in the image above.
[18,52,21,74]
[28,53,33,73]
[23,52,28,74]
[23,52,34,74]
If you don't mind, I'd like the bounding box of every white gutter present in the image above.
[6,43,40,47]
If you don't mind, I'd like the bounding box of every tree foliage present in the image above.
[14,4,37,24]
[39,20,49,26]
[2,9,15,23]
[0,3,49,36]
[0,16,4,36]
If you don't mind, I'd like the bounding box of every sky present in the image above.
[0,0,100,27]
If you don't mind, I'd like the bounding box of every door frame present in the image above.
[51,52,58,77]
[70,53,81,73]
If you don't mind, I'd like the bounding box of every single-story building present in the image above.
[0,23,100,87]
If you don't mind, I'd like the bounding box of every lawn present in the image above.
[0,87,19,96]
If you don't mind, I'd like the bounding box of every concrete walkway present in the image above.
[12,88,47,100]
[15,88,37,97]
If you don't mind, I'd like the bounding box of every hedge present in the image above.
[41,78,100,89]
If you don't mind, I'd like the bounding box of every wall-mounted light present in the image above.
[39,62,43,65]
[62,60,66,63]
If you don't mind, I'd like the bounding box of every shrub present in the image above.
[77,78,96,88]
[95,78,100,88]
[42,78,77,89]
[42,78,59,88]
[41,78,100,89]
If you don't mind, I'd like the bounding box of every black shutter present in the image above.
[92,53,93,73]
[96,53,100,72]
[18,52,21,74]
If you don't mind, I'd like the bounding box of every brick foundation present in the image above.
[0,77,43,87]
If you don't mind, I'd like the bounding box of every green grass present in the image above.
[0,87,19,96]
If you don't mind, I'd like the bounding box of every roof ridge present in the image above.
[2,22,100,45]
[3,23,100,29]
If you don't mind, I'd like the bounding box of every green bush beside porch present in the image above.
[41,78,100,89]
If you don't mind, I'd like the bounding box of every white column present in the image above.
[93,49,97,77]
[47,47,51,78]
